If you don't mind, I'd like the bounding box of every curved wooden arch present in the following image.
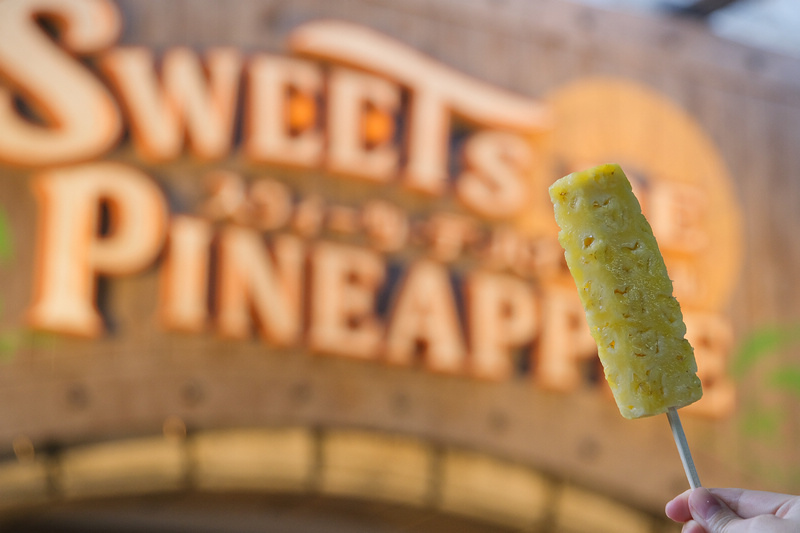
[0,425,666,533]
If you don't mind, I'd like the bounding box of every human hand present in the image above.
[665,487,800,532]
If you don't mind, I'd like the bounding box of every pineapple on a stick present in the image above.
[549,163,702,420]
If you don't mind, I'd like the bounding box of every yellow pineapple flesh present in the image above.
[549,164,702,419]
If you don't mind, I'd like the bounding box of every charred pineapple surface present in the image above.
[549,164,702,419]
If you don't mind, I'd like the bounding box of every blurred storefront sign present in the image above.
[0,0,763,524]
[1,0,738,415]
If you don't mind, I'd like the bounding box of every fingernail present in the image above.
[690,488,721,521]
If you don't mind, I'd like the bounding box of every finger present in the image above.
[689,487,742,533]
[682,520,706,533]
[709,488,799,519]
[666,489,694,523]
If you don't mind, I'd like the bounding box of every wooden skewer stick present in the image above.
[667,407,701,489]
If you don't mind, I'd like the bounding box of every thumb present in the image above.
[688,488,741,532]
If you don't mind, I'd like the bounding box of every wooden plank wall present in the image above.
[2,0,800,522]
[113,0,800,494]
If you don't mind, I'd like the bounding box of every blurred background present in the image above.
[1,0,799,531]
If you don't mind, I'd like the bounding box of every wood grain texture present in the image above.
[1,0,800,519]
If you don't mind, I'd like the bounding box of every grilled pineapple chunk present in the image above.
[549,164,702,419]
